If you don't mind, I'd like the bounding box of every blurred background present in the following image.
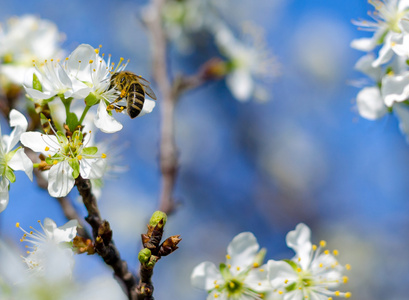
[0,0,407,299]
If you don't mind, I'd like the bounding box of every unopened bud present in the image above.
[149,211,167,227]
[158,235,182,257]
[138,248,152,263]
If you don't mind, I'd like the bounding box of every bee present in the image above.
[108,71,157,119]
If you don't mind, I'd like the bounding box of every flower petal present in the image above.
[226,70,254,101]
[20,132,60,156]
[227,232,259,271]
[356,86,387,120]
[6,109,28,152]
[286,223,312,269]
[267,260,297,290]
[191,261,222,291]
[80,158,106,179]
[48,161,75,197]
[8,148,33,181]
[245,266,270,292]
[94,100,123,133]
[44,218,78,243]
[138,99,156,117]
[0,178,9,213]
[382,71,409,107]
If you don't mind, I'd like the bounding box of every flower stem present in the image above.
[79,105,91,125]
[32,163,40,168]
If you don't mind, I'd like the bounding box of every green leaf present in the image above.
[5,167,16,183]
[66,112,79,133]
[33,73,42,92]
[84,93,99,106]
[69,159,80,179]
[82,147,98,155]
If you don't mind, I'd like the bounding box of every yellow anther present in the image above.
[391,41,396,47]
[226,254,231,260]
[345,264,351,270]
[236,267,240,271]
[320,240,326,247]
[53,160,58,165]
[345,292,351,298]
[65,57,69,60]
[229,282,234,288]
[95,49,99,54]
[328,298,333,300]
[253,262,260,268]
[297,267,302,272]
[342,276,349,284]
[334,291,340,296]
[227,264,231,269]
[78,60,81,63]
[324,250,330,255]
[258,282,261,286]
[15,222,20,228]
[214,280,217,284]
[214,294,219,298]
[333,250,339,256]
[312,244,317,251]
[319,263,323,268]
[284,279,289,284]
[29,231,33,234]
[101,153,107,158]
[259,269,264,272]
[278,291,283,295]
[26,251,30,254]
[45,146,50,151]
[78,155,82,160]
[298,257,301,262]
[89,60,94,64]
[214,284,219,289]
[51,59,54,62]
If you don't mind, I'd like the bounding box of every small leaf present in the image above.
[82,147,98,155]
[5,167,16,183]
[69,159,80,179]
[283,259,298,271]
[33,73,43,92]
[66,113,79,133]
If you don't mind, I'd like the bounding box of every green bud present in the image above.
[146,255,158,268]
[84,93,99,106]
[138,248,152,264]
[149,211,167,227]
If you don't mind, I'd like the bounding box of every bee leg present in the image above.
[114,105,126,113]
[107,90,128,111]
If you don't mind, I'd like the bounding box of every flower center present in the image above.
[224,278,243,296]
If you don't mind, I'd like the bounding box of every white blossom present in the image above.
[0,15,64,85]
[20,129,106,198]
[191,232,271,300]
[0,109,33,213]
[267,224,351,300]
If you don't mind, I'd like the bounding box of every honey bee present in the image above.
[108,71,157,118]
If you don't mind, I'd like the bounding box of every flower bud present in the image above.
[149,211,167,227]
[138,248,152,264]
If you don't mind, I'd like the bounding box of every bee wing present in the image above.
[137,76,151,85]
[143,85,157,100]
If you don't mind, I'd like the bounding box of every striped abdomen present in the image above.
[127,82,145,118]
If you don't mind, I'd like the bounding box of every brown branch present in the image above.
[75,176,139,300]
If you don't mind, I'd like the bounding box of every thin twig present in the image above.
[75,176,139,300]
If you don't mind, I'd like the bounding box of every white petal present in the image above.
[372,33,399,67]
[350,37,378,52]
[356,87,388,120]
[6,109,28,152]
[245,266,270,292]
[393,103,409,140]
[191,261,222,291]
[227,232,259,271]
[44,218,78,243]
[0,178,9,213]
[226,70,254,101]
[20,132,60,156]
[284,289,303,300]
[24,87,56,100]
[66,44,96,82]
[94,101,123,133]
[48,161,75,197]
[80,158,106,179]
[138,99,156,117]
[354,54,381,81]
[267,260,298,289]
[286,223,312,270]
[8,148,33,181]
[382,72,409,106]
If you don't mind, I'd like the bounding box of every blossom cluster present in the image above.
[352,0,409,138]
[191,223,351,300]
[0,218,126,299]
[157,0,278,101]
